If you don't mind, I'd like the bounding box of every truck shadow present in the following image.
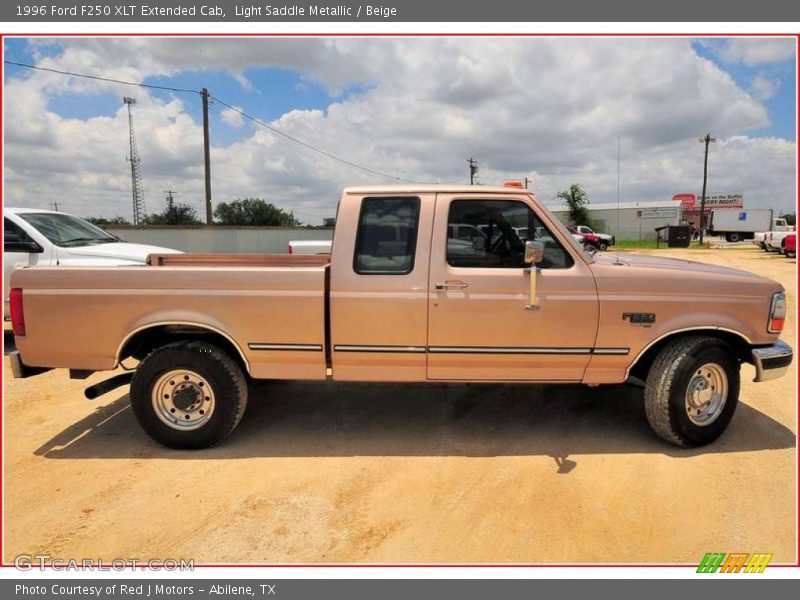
[4,330,16,355]
[33,380,795,461]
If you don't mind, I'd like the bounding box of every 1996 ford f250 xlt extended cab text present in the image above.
[9,184,793,449]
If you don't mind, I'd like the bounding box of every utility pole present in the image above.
[201,88,213,225]
[698,133,716,245]
[524,177,530,189]
[468,157,479,185]
[50,201,60,212]
[164,190,177,210]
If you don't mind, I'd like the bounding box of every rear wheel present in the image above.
[597,241,609,251]
[725,232,742,243]
[644,335,739,447]
[130,341,248,449]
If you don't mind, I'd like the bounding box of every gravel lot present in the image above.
[3,245,796,564]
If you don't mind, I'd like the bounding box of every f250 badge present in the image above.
[623,312,656,326]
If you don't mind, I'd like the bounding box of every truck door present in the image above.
[427,193,599,381]
[329,192,435,381]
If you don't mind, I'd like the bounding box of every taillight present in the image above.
[768,291,786,333]
[288,244,293,254]
[10,288,25,337]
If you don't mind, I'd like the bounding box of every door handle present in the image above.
[524,266,540,310]
[435,281,469,290]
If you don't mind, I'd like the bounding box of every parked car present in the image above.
[764,228,796,253]
[566,224,600,252]
[754,218,791,249]
[10,184,792,450]
[575,225,615,251]
[288,239,332,255]
[781,233,796,258]
[3,208,181,319]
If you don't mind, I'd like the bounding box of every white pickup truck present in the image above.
[3,207,180,319]
[764,228,796,253]
[754,218,791,249]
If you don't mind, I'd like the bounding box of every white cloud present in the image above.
[3,38,796,225]
[220,105,244,128]
[718,38,796,66]
[750,75,780,101]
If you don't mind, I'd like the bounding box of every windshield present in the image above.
[17,213,119,247]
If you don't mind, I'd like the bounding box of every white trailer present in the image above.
[709,209,775,242]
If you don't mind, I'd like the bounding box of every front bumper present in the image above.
[751,340,793,382]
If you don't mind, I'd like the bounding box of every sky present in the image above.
[3,37,797,224]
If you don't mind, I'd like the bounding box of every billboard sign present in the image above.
[672,193,743,211]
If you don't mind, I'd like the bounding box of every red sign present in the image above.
[673,193,743,212]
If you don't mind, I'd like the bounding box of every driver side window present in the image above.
[446,199,573,269]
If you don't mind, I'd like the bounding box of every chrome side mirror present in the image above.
[524,240,545,264]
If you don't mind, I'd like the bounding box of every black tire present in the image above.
[725,233,741,243]
[644,335,739,447]
[598,241,609,251]
[130,341,248,449]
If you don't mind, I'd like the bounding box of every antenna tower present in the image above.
[123,97,146,224]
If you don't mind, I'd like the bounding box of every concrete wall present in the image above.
[550,207,683,241]
[105,226,334,254]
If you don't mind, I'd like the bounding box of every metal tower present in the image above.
[123,97,146,224]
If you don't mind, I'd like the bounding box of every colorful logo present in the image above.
[697,552,772,573]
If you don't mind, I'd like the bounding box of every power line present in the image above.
[211,95,445,184]
[4,60,199,94]
[7,59,464,186]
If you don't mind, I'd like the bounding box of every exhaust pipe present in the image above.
[84,372,134,400]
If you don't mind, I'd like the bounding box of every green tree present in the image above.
[143,198,201,226]
[558,184,591,227]
[214,198,300,226]
[781,213,796,226]
[85,216,131,226]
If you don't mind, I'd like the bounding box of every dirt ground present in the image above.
[2,245,796,565]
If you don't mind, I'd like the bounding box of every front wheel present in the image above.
[644,335,739,447]
[130,341,248,449]
[597,241,609,251]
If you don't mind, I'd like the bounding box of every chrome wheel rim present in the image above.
[685,363,728,426]
[152,369,215,431]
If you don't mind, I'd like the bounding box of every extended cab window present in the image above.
[447,199,573,269]
[354,196,421,274]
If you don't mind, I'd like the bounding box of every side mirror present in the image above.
[524,240,544,264]
[4,240,43,254]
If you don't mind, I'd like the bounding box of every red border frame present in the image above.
[0,30,798,571]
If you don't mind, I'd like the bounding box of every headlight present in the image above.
[768,291,786,333]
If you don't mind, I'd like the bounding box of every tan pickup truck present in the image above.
[9,184,792,449]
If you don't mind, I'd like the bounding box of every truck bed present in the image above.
[12,257,330,380]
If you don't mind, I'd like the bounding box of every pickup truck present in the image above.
[754,218,791,249]
[4,207,180,319]
[764,228,796,253]
[9,184,793,450]
[575,225,615,251]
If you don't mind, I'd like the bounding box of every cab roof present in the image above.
[343,185,536,195]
